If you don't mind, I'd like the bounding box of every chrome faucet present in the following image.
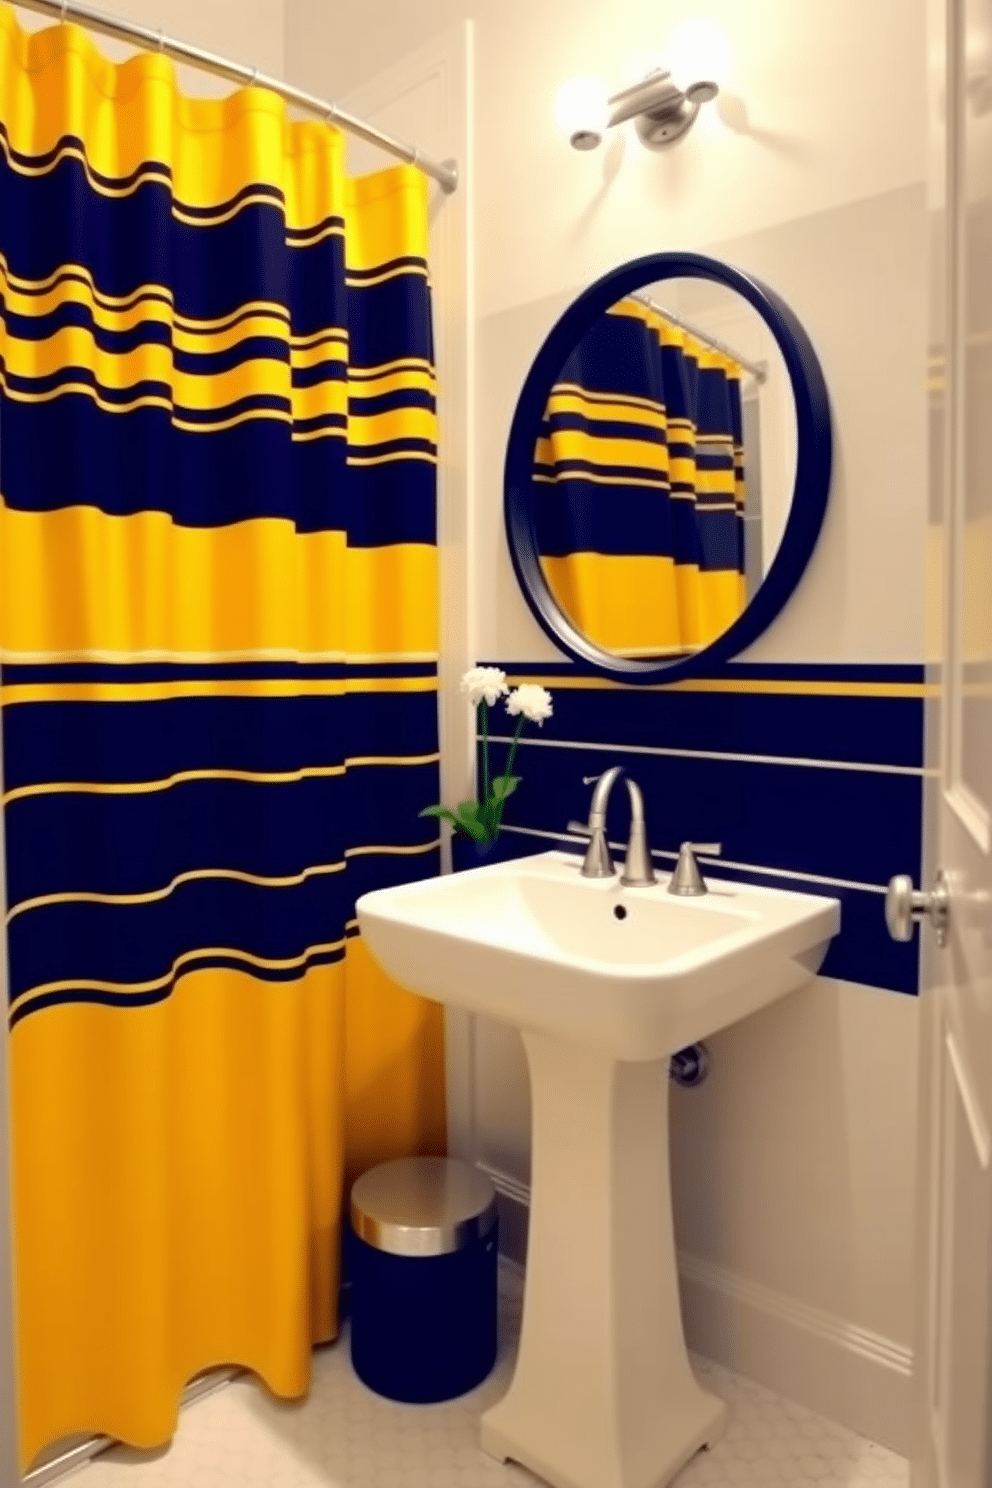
[667,841,723,896]
[567,768,657,887]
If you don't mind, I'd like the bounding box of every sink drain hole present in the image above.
[613,904,627,920]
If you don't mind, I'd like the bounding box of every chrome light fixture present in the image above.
[604,68,719,148]
[555,20,729,151]
[556,66,719,152]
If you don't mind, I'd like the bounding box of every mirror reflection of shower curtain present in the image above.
[0,9,446,1470]
[534,297,747,657]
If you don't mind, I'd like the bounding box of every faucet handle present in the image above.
[570,769,622,878]
[668,841,722,897]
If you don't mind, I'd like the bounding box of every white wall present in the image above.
[288,0,928,670]
[0,1,930,1462]
[477,182,929,664]
[0,0,924,1460]
[284,0,929,1455]
[13,0,284,89]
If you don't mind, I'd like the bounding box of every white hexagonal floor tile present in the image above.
[64,1261,908,1488]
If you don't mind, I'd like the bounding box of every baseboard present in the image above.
[475,1158,531,1267]
[476,1161,914,1457]
[677,1251,914,1456]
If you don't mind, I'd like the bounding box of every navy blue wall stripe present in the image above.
[485,687,924,771]
[488,742,919,903]
[484,659,926,685]
[479,661,925,995]
[461,827,917,998]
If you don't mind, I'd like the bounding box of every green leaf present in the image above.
[478,797,498,839]
[490,775,521,801]
[419,805,460,824]
[421,801,494,842]
[454,813,491,843]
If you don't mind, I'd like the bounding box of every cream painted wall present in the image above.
[288,0,928,671]
[0,0,924,1456]
[476,183,929,664]
[0,0,925,1459]
[289,0,924,327]
[286,0,928,1454]
[13,0,285,89]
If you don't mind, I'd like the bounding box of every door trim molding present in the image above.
[944,1025,991,1169]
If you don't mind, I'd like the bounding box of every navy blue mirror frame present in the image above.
[504,252,833,683]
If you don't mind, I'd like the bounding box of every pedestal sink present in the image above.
[356,851,840,1488]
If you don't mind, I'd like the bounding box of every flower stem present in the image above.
[480,700,490,805]
[493,717,525,833]
[503,717,524,780]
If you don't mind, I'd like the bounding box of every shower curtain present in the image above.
[0,10,446,1469]
[534,297,747,657]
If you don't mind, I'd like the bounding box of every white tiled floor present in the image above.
[74,1262,909,1488]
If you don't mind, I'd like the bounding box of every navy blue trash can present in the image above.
[348,1156,499,1403]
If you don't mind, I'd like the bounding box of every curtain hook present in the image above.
[249,66,259,87]
[156,27,165,52]
[60,0,69,21]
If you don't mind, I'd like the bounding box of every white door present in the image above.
[909,0,992,1483]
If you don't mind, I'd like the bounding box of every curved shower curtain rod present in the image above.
[632,292,767,385]
[13,0,460,194]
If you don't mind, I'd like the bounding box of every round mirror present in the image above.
[505,253,832,682]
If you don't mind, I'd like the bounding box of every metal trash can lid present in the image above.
[350,1156,498,1258]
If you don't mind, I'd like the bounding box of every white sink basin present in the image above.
[357,849,840,1061]
[356,850,840,1488]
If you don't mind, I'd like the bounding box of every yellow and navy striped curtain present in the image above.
[534,297,747,658]
[0,9,446,1470]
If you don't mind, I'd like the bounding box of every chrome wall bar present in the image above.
[13,0,459,194]
[632,291,767,384]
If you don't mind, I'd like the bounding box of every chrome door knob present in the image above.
[886,869,950,948]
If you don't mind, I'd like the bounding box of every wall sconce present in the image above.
[555,20,729,151]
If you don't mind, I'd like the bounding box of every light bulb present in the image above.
[665,17,731,95]
[553,75,609,151]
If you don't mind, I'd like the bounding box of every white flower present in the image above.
[461,666,509,708]
[506,684,553,726]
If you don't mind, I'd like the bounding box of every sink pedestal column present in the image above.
[480,1030,727,1488]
